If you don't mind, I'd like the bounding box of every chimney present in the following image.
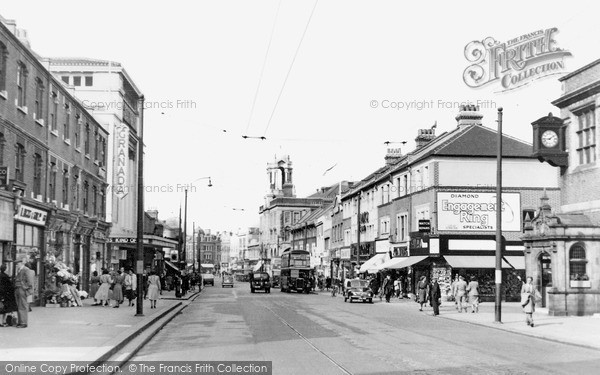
[0,16,32,49]
[384,147,402,166]
[455,104,483,127]
[415,123,437,149]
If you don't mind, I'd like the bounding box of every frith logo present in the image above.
[463,27,572,92]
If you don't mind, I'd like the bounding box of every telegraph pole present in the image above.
[355,192,361,279]
[495,107,503,323]
[183,188,188,269]
[135,95,145,316]
[192,222,196,272]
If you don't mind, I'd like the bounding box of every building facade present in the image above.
[524,58,600,315]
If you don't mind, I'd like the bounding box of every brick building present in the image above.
[524,58,600,315]
[0,16,110,301]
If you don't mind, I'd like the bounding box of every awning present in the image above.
[164,260,181,273]
[359,253,389,273]
[252,260,264,272]
[444,255,525,269]
[375,255,428,270]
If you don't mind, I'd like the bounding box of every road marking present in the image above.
[262,304,353,375]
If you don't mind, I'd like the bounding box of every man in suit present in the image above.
[14,257,34,328]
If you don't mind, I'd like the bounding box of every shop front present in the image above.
[0,188,14,270]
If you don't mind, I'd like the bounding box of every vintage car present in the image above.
[250,272,271,293]
[222,275,234,288]
[343,278,374,303]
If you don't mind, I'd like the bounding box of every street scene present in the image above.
[1,1,600,374]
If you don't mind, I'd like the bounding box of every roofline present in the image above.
[558,58,600,82]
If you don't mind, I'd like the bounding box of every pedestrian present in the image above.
[94,269,113,306]
[325,276,331,291]
[450,274,460,311]
[381,275,394,303]
[429,278,441,316]
[370,275,380,297]
[124,269,137,307]
[13,257,34,328]
[417,275,428,311]
[142,270,149,299]
[89,271,100,305]
[455,275,468,313]
[466,275,480,313]
[147,270,161,309]
[166,274,173,291]
[394,277,401,299]
[112,267,125,308]
[0,264,18,327]
[521,276,539,327]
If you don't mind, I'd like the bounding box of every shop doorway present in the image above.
[538,252,552,308]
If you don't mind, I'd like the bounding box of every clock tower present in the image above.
[532,112,568,167]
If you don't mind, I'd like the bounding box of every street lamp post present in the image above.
[136,95,145,317]
[182,176,212,272]
[495,107,503,323]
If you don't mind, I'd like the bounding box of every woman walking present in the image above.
[147,270,161,309]
[521,276,538,327]
[89,271,100,305]
[466,276,480,313]
[124,269,137,307]
[429,279,441,316]
[0,264,18,326]
[94,269,113,306]
[417,276,429,311]
[112,268,125,308]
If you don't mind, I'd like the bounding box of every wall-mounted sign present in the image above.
[437,192,521,232]
[114,124,129,199]
[418,220,431,233]
[340,248,350,260]
[14,204,47,226]
[409,232,429,256]
[393,246,408,257]
[0,166,8,186]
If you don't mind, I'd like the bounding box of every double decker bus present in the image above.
[280,249,313,293]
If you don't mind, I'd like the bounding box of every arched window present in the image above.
[569,243,588,280]
[15,143,25,181]
[0,42,7,92]
[35,78,44,121]
[17,62,27,108]
[33,153,43,196]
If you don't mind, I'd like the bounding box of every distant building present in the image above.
[197,228,221,272]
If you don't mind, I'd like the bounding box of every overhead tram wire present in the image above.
[261,0,320,138]
[244,0,283,135]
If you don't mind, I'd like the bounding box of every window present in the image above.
[397,213,408,241]
[61,76,69,84]
[576,108,596,165]
[402,174,408,196]
[73,76,81,86]
[74,115,81,148]
[83,181,89,214]
[100,189,105,218]
[15,143,25,181]
[0,43,6,92]
[94,129,99,160]
[85,124,90,154]
[49,162,57,201]
[50,91,58,132]
[569,244,588,280]
[17,62,27,108]
[33,153,42,196]
[380,217,390,235]
[73,174,79,210]
[35,78,44,120]
[522,209,536,232]
[64,103,70,140]
[85,76,93,86]
[62,169,69,206]
[92,186,97,216]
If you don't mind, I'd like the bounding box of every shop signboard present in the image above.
[437,192,521,232]
[418,220,431,233]
[14,204,47,226]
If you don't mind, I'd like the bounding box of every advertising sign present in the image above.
[114,124,129,199]
[14,204,47,226]
[437,192,521,232]
[0,166,8,186]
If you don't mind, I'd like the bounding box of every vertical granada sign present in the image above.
[115,124,129,198]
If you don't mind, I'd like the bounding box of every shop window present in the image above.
[569,243,588,280]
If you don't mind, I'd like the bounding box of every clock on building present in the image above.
[531,113,568,167]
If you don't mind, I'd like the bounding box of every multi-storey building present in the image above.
[524,58,600,315]
[290,204,333,275]
[346,106,560,303]
[46,56,143,271]
[0,16,110,300]
[197,229,221,273]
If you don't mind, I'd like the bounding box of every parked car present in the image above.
[222,275,234,288]
[250,272,271,293]
[343,278,374,303]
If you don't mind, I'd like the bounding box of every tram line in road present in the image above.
[260,303,354,375]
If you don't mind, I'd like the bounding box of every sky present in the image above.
[3,0,599,234]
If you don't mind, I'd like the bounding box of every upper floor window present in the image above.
[577,107,596,165]
[0,132,5,166]
[92,185,97,216]
[17,62,27,108]
[0,43,6,92]
[94,129,99,160]
[569,243,588,281]
[84,124,90,154]
[33,153,43,196]
[75,115,81,148]
[73,76,81,86]
[15,143,25,181]
[83,181,89,214]
[50,91,58,132]
[49,162,57,201]
[61,76,69,85]
[64,103,70,140]
[62,169,69,206]
[84,76,93,86]
[34,78,44,121]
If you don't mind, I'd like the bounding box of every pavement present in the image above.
[319,288,600,351]
[0,287,202,363]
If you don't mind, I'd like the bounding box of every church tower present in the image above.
[266,155,295,200]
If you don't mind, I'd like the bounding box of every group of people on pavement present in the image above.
[91,267,162,309]
[449,274,480,314]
